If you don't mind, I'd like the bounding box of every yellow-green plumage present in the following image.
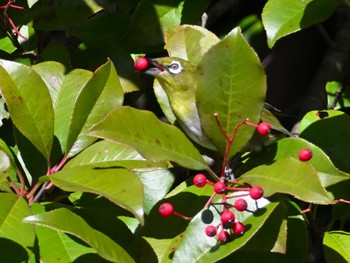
[146,57,216,150]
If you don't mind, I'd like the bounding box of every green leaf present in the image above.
[247,155,331,202]
[32,61,66,103]
[0,36,16,54]
[241,137,349,203]
[138,169,175,214]
[50,165,144,223]
[65,140,168,170]
[88,106,208,170]
[299,110,350,173]
[165,25,220,66]
[29,203,101,262]
[23,208,135,263]
[65,141,173,210]
[55,59,122,155]
[262,0,343,48]
[324,231,350,262]
[0,59,54,160]
[0,193,35,253]
[173,201,281,263]
[68,60,124,157]
[196,27,266,158]
[54,68,92,152]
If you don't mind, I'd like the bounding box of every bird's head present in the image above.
[145,57,198,93]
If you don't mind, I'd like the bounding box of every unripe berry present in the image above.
[249,186,264,200]
[217,230,230,244]
[221,210,235,226]
[205,225,217,237]
[193,173,207,187]
[234,198,248,211]
[214,181,227,194]
[134,57,149,71]
[159,203,174,217]
[299,148,313,161]
[257,122,271,136]
[232,222,245,235]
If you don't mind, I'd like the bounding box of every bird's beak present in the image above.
[145,59,166,75]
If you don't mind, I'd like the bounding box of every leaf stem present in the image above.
[221,119,249,177]
[7,177,20,195]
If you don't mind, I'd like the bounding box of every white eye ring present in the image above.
[168,61,183,74]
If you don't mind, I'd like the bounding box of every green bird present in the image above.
[145,57,291,152]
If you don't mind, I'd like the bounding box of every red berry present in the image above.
[232,222,245,235]
[299,148,313,161]
[159,203,174,216]
[134,57,149,71]
[249,186,264,200]
[234,198,248,211]
[221,210,235,226]
[214,181,227,194]
[205,225,217,237]
[217,230,230,244]
[193,173,207,187]
[257,122,271,136]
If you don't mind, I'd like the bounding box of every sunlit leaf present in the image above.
[55,59,122,155]
[323,231,350,262]
[241,137,349,203]
[68,60,124,157]
[50,166,144,223]
[0,60,54,160]
[0,193,35,253]
[23,208,135,263]
[89,106,208,170]
[32,61,66,103]
[262,0,343,48]
[165,25,219,66]
[173,201,281,263]
[196,27,266,158]
[29,203,100,262]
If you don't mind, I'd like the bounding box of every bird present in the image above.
[143,57,291,152]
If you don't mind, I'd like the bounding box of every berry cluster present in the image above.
[194,174,263,243]
[159,173,264,244]
[156,116,277,244]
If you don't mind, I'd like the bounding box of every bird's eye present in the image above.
[168,61,183,74]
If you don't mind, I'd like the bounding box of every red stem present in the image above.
[173,211,192,220]
[7,17,27,40]
[7,177,20,195]
[204,192,217,208]
[221,119,249,177]
[50,155,68,174]
[26,181,41,200]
